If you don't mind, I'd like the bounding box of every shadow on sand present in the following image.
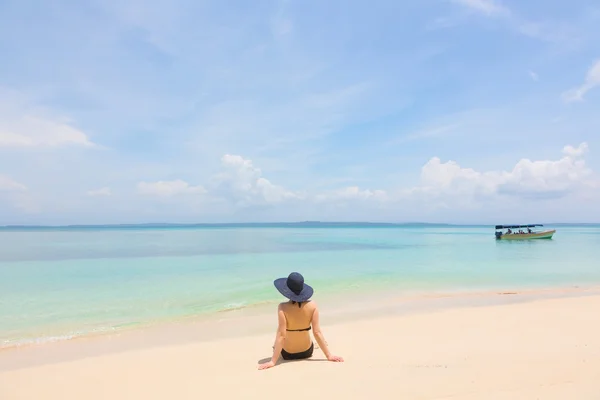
[257,356,328,366]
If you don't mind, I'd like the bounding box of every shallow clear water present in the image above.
[1,224,599,347]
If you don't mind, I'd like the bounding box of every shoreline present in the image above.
[3,279,598,352]
[2,292,599,399]
[2,283,599,372]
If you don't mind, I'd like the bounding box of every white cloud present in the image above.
[562,60,600,103]
[137,179,206,197]
[451,0,509,16]
[563,142,589,158]
[0,175,27,192]
[498,144,591,198]
[408,142,593,203]
[0,90,95,148]
[86,187,112,197]
[2,141,598,223]
[212,154,300,205]
[134,154,300,209]
[130,143,595,215]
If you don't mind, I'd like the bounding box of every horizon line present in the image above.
[1,221,598,229]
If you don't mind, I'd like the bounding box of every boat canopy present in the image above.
[495,224,543,229]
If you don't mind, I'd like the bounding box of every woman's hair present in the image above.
[291,301,303,308]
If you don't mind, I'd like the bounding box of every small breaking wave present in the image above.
[1,325,120,351]
[0,300,279,350]
[216,300,277,313]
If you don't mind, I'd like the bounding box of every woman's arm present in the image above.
[312,305,343,362]
[270,305,287,364]
[258,305,286,370]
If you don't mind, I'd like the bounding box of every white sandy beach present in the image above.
[1,293,600,400]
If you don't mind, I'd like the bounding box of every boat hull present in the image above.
[497,230,556,240]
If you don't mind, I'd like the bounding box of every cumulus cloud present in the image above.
[129,143,595,216]
[0,90,95,148]
[212,154,300,205]
[137,179,206,197]
[563,142,589,157]
[86,187,112,197]
[562,60,600,102]
[498,143,591,198]
[409,142,592,202]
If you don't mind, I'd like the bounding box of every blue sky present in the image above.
[1,0,599,224]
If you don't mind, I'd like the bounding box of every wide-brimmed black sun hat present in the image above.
[273,272,314,302]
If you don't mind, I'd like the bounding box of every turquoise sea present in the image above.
[1,223,599,349]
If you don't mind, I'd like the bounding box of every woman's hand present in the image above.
[258,361,276,370]
[327,354,344,362]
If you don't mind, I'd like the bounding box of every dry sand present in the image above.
[1,294,599,399]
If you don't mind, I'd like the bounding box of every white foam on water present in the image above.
[1,326,119,350]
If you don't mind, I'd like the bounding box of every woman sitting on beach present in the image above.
[258,272,344,370]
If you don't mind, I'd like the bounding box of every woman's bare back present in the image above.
[280,301,316,353]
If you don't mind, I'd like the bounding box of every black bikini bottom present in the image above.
[281,342,314,360]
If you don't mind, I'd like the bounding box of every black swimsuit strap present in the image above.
[286,326,311,332]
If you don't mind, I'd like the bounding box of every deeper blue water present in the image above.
[1,224,599,348]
